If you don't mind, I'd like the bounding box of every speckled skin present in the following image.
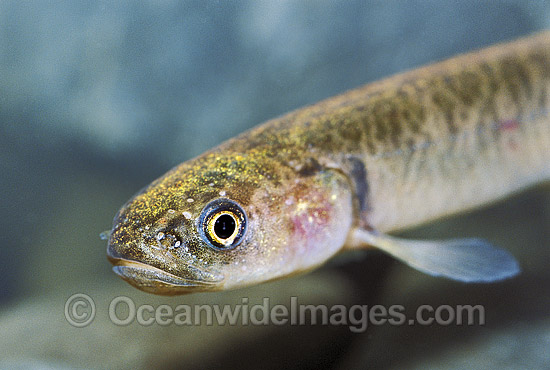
[107,31,550,295]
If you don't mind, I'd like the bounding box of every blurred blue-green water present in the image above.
[0,1,549,369]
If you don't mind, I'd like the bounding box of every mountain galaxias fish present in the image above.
[106,32,550,295]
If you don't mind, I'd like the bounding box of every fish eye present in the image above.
[199,198,247,250]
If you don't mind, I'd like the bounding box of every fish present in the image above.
[106,31,550,295]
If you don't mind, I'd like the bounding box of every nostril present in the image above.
[155,231,182,251]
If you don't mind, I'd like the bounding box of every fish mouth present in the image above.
[108,257,224,295]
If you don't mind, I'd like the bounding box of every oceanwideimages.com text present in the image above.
[65,294,485,332]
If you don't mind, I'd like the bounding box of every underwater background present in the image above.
[1,1,549,369]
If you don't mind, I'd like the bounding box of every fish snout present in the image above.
[106,230,225,295]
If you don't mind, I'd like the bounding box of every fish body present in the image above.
[107,32,550,295]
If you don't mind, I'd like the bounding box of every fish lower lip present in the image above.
[110,258,221,288]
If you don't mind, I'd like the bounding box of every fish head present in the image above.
[106,151,353,295]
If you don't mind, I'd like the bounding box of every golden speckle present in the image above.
[296,201,308,212]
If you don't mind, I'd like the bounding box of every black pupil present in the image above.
[214,214,236,239]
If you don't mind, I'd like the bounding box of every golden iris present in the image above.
[207,210,240,246]
[199,198,247,250]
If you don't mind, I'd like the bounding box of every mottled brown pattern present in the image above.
[205,32,549,167]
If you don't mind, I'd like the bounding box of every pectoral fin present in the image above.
[349,229,520,282]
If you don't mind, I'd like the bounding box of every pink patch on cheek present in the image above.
[291,213,307,238]
[289,201,332,245]
[283,180,339,258]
